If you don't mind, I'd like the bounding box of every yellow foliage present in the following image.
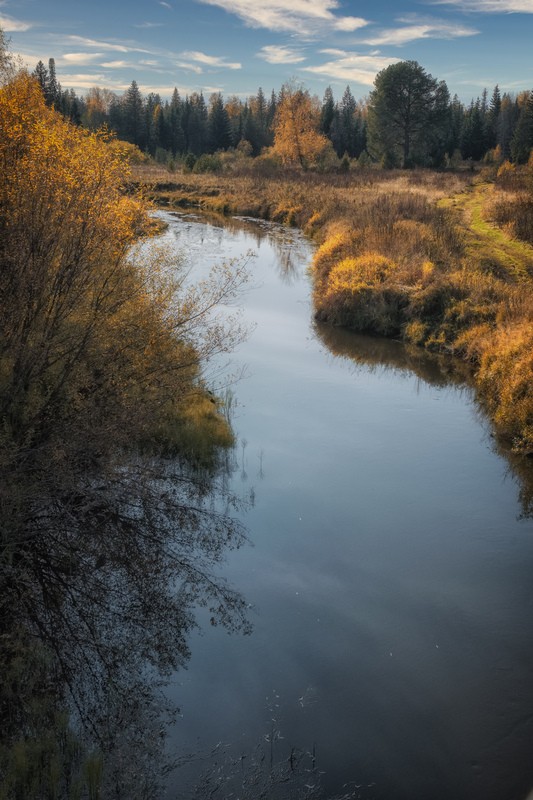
[0,72,235,465]
[272,84,329,168]
[326,253,396,295]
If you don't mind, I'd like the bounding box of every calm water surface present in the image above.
[158,211,533,800]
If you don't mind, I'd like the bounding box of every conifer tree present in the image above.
[368,60,450,167]
[320,86,335,136]
[208,92,232,152]
[511,89,533,163]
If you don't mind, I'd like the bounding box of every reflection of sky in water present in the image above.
[162,212,533,800]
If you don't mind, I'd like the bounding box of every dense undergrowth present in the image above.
[135,160,533,455]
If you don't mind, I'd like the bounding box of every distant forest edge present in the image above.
[31,56,533,170]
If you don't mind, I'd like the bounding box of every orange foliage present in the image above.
[272,84,329,168]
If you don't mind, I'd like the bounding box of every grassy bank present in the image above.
[134,163,533,455]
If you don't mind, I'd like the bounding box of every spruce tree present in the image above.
[511,90,533,163]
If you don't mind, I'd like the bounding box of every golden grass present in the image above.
[134,163,533,454]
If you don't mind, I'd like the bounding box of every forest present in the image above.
[32,56,533,169]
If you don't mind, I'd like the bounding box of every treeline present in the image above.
[34,57,533,169]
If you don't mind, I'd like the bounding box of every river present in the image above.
[156,210,533,800]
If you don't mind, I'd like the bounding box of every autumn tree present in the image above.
[368,60,450,167]
[0,69,251,792]
[272,82,328,168]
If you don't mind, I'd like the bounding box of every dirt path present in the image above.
[439,181,533,282]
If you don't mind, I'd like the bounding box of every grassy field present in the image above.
[133,162,533,455]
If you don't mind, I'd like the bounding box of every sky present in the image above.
[2,0,533,104]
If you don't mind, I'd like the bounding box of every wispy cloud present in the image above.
[175,61,204,74]
[432,0,533,11]
[303,50,399,85]
[194,0,369,35]
[134,21,164,28]
[64,35,151,54]
[63,52,104,64]
[257,45,306,64]
[159,1,172,7]
[180,50,241,69]
[0,13,32,31]
[361,19,479,46]
[101,60,130,68]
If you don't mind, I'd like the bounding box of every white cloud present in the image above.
[432,0,533,10]
[258,45,306,64]
[159,1,172,7]
[65,35,151,54]
[63,52,104,64]
[303,50,399,85]
[194,0,368,35]
[134,21,164,28]
[175,61,204,74]
[101,60,130,68]
[361,21,479,46]
[180,50,241,69]
[0,13,32,31]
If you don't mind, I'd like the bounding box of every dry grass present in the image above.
[134,163,533,454]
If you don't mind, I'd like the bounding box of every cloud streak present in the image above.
[0,13,32,31]
[361,20,479,45]
[64,35,151,54]
[180,50,241,69]
[432,0,533,11]
[194,0,368,35]
[258,45,306,64]
[303,50,399,85]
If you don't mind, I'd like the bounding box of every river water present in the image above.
[157,210,533,800]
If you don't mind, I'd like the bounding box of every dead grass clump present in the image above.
[317,253,408,334]
[476,322,533,453]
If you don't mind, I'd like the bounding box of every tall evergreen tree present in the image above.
[47,58,61,108]
[487,85,502,149]
[32,60,49,97]
[208,92,232,152]
[497,93,519,159]
[186,92,208,154]
[320,86,335,136]
[368,60,450,167]
[511,90,533,163]
[122,80,146,149]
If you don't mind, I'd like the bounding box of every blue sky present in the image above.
[2,0,533,103]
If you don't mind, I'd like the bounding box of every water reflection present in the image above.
[0,453,250,798]
[314,320,533,519]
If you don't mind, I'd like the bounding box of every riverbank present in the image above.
[133,164,533,456]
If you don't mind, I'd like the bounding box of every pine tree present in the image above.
[123,80,146,149]
[511,89,533,163]
[320,87,335,136]
[208,92,232,152]
[368,60,450,167]
[32,60,49,97]
[186,92,208,155]
[167,89,185,155]
[487,85,502,149]
[47,58,61,108]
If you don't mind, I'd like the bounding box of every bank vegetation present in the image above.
[0,67,250,799]
[135,158,533,456]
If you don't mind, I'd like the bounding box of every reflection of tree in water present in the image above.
[1,454,250,799]
[172,211,311,286]
[314,320,533,519]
